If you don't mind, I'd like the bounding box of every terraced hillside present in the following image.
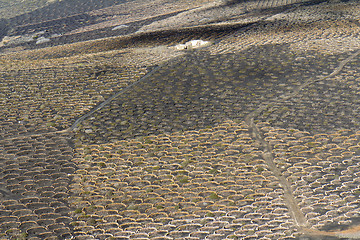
[1,0,360,239]
[0,0,215,50]
[0,0,50,19]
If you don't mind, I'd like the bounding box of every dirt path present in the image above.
[244,49,360,235]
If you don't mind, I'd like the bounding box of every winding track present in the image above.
[69,64,163,131]
[244,49,360,236]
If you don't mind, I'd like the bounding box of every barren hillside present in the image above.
[1,0,360,239]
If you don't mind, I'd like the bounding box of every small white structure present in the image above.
[50,33,62,38]
[112,25,129,31]
[1,30,52,46]
[175,40,211,50]
[36,37,51,44]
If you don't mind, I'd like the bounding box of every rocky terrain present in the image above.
[1,0,360,239]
